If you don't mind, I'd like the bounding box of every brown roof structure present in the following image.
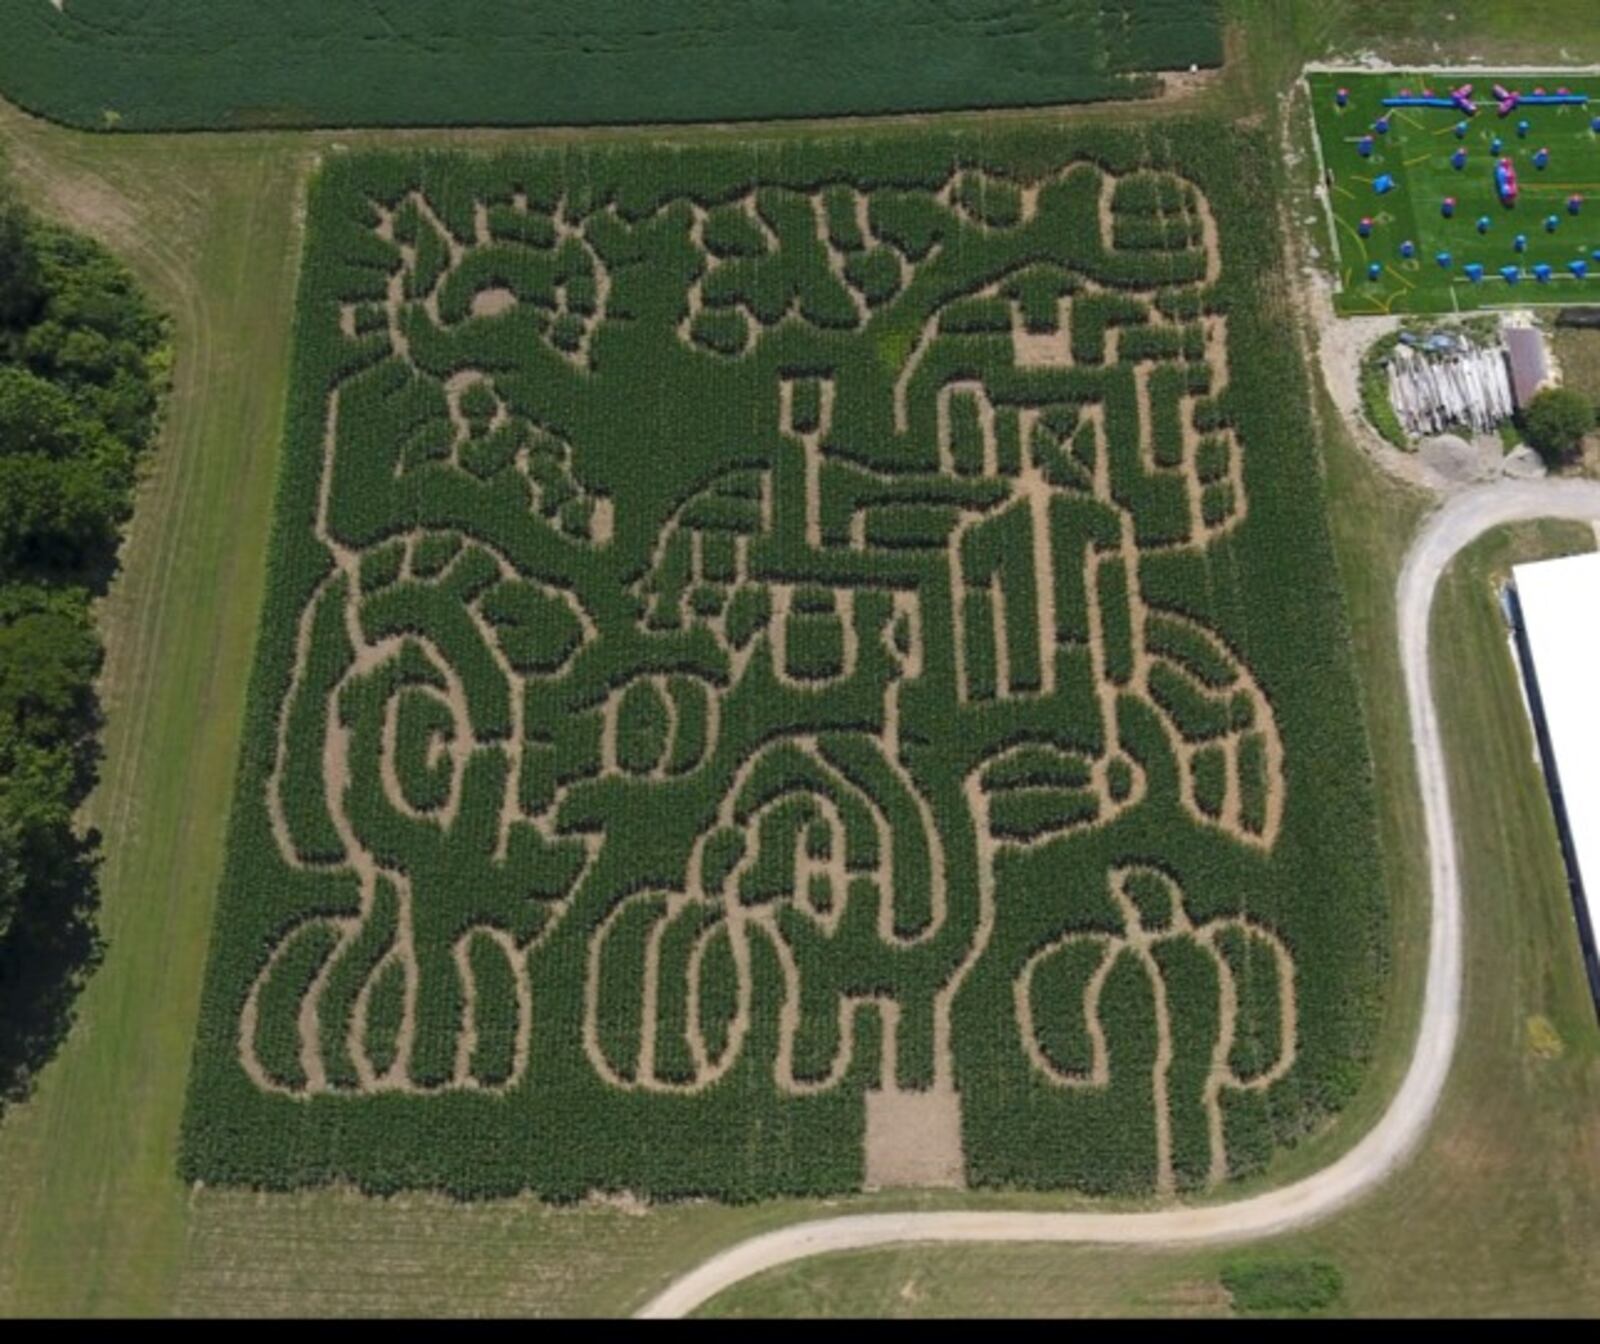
[1503,325,1551,409]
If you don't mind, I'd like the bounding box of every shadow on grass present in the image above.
[0,686,109,1114]
[0,828,105,1110]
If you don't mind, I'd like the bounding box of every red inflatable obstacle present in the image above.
[1383,83,1479,114]
[1495,157,1519,205]
[1493,82,1590,115]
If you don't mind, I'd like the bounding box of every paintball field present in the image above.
[1309,72,1600,315]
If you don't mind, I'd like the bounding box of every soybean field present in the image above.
[0,1,1221,133]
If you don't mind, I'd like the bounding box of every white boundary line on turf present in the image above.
[1301,76,1349,284]
[1305,62,1600,77]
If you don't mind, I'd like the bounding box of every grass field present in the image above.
[1553,325,1600,398]
[2,0,1598,1318]
[1333,0,1600,65]
[0,0,1219,133]
[701,514,1600,1316]
[1309,71,1600,315]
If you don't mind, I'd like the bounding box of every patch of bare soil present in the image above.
[1152,66,1224,105]
[863,1085,964,1189]
[1146,1277,1233,1316]
[583,1189,652,1217]
[469,286,517,318]
[1010,298,1072,367]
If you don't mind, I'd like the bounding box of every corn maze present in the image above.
[184,126,1386,1200]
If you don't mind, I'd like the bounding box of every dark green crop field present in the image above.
[0,0,1221,133]
[180,119,1385,1204]
[1310,71,1600,315]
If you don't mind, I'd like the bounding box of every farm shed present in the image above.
[1507,551,1600,1019]
[1503,325,1552,409]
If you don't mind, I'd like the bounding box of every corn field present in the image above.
[182,122,1386,1202]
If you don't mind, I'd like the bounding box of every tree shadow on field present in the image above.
[0,827,106,1113]
[0,608,112,1116]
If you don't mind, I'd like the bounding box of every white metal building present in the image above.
[1509,550,1600,1017]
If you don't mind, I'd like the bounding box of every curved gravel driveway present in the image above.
[638,479,1600,1319]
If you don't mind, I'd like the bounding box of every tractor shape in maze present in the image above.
[240,158,1294,1191]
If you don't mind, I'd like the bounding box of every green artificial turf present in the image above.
[1309,71,1600,314]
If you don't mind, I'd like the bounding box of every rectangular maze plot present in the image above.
[183,127,1386,1201]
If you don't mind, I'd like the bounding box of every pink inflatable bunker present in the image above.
[1495,157,1519,205]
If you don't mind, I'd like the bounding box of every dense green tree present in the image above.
[0,364,86,456]
[0,594,99,1003]
[0,454,122,570]
[0,607,99,742]
[1521,385,1595,468]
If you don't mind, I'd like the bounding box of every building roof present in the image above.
[1503,325,1551,408]
[1512,550,1600,972]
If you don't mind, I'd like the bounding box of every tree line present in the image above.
[0,168,167,1104]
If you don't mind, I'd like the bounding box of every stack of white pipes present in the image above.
[1385,341,1516,438]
